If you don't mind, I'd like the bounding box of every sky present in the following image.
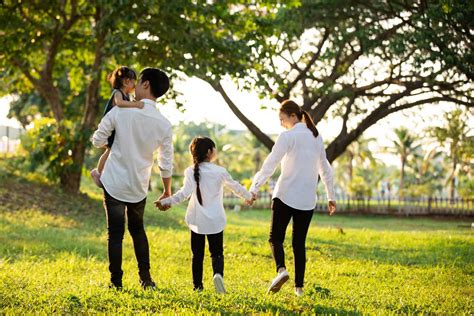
[0,76,470,166]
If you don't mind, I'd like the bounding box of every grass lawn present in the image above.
[0,173,473,313]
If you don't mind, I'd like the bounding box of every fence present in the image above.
[223,192,474,216]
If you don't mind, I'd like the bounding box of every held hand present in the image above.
[328,200,336,216]
[154,191,171,211]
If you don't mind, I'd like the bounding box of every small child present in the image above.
[91,66,144,187]
[155,137,253,293]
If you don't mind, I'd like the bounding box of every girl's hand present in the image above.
[136,101,145,109]
[328,201,336,216]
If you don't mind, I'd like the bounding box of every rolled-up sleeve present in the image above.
[92,109,116,148]
[317,136,335,201]
[249,133,288,194]
[157,126,173,178]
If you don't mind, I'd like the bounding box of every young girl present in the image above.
[249,100,336,297]
[155,137,253,293]
[90,66,145,187]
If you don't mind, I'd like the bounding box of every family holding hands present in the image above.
[91,66,336,297]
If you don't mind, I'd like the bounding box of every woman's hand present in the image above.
[328,200,336,216]
[154,198,170,211]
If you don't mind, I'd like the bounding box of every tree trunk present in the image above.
[400,158,405,197]
[61,6,105,194]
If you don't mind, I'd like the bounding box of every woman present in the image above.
[249,100,336,297]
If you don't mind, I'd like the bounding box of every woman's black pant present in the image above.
[269,198,314,288]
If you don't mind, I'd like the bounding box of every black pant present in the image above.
[269,198,314,288]
[190,230,224,290]
[103,189,151,285]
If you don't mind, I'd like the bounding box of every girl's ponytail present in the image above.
[193,162,203,205]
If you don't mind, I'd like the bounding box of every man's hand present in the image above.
[154,191,171,211]
[245,192,257,206]
[328,200,336,216]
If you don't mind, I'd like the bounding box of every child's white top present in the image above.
[160,162,252,234]
[250,122,335,210]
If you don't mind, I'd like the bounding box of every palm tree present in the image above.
[390,127,421,197]
[427,108,472,199]
[338,136,376,191]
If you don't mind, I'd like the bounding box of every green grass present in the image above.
[0,173,473,314]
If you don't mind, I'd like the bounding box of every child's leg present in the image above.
[97,147,111,174]
[191,231,205,290]
[207,231,224,277]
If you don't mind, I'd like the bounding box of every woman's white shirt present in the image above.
[250,123,335,210]
[160,162,252,234]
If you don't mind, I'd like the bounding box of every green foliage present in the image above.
[19,118,77,181]
[348,175,372,198]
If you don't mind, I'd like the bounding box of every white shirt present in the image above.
[250,123,335,210]
[92,99,173,203]
[160,163,252,234]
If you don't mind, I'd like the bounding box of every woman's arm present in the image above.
[222,170,253,200]
[249,133,288,195]
[113,92,144,109]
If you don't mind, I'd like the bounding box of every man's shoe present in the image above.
[109,282,123,290]
[213,273,226,294]
[140,279,156,290]
[267,270,289,294]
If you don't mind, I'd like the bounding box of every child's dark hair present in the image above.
[280,99,319,138]
[189,136,216,206]
[139,67,170,99]
[107,66,137,89]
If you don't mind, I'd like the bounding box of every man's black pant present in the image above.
[269,198,314,288]
[190,230,224,290]
[103,189,151,285]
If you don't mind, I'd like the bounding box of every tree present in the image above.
[190,0,473,162]
[390,127,421,197]
[428,108,473,199]
[1,1,149,192]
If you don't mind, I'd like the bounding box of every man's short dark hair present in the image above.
[139,68,170,99]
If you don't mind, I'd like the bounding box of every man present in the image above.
[92,67,173,289]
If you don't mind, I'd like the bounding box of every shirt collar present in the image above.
[291,122,307,130]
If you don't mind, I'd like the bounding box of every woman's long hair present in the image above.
[280,100,319,138]
[189,136,216,205]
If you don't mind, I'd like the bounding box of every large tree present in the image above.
[196,0,473,162]
[0,1,148,192]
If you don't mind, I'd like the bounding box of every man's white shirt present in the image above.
[92,99,173,202]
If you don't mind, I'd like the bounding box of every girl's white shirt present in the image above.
[160,162,252,234]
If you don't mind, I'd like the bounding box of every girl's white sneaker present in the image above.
[213,273,226,294]
[295,287,304,297]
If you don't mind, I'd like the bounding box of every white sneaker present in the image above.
[213,273,226,294]
[295,287,304,297]
[267,270,289,294]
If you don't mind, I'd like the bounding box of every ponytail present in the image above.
[194,163,203,205]
[189,136,216,206]
[280,99,319,138]
[301,109,319,138]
